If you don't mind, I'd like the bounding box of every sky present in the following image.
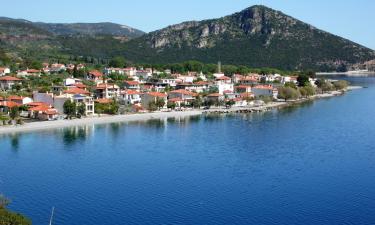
[2,0,374,49]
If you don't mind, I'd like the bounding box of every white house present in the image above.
[120,90,141,105]
[0,76,22,90]
[215,76,234,95]
[0,67,10,76]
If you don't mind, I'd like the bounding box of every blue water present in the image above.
[1,76,375,225]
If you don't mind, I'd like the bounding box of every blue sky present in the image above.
[2,0,374,49]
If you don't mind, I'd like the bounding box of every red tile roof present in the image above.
[169,89,198,96]
[0,101,21,108]
[207,93,222,97]
[125,81,139,86]
[95,98,113,104]
[64,87,90,95]
[147,92,167,98]
[88,70,103,77]
[168,98,184,102]
[0,76,22,81]
[216,76,231,80]
[122,90,140,95]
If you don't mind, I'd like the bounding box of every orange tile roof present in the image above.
[169,89,198,96]
[207,93,222,97]
[168,98,184,102]
[7,95,24,101]
[0,76,22,81]
[193,81,210,85]
[0,101,21,108]
[95,98,113,104]
[64,87,90,95]
[88,70,103,77]
[125,81,140,85]
[122,90,140,95]
[147,92,167,98]
[216,76,231,80]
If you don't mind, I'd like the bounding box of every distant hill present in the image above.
[34,22,144,38]
[0,6,374,71]
[0,17,143,62]
[122,5,375,71]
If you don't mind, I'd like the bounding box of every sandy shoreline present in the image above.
[0,87,361,135]
[0,110,203,135]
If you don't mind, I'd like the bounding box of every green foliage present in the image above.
[0,195,31,225]
[167,101,176,109]
[297,75,309,87]
[63,100,77,119]
[155,97,165,109]
[278,86,300,101]
[299,85,316,97]
[77,104,86,117]
[333,80,349,90]
[9,107,19,120]
[94,102,119,115]
[148,102,158,111]
[109,56,126,68]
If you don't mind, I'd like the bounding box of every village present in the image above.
[0,62,349,125]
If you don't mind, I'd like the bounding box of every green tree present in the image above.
[77,104,86,118]
[278,87,300,101]
[9,107,19,121]
[167,101,176,110]
[333,80,349,90]
[109,56,126,68]
[155,97,165,110]
[192,96,203,108]
[148,102,158,111]
[299,85,316,98]
[297,74,309,87]
[0,195,31,225]
[63,100,77,119]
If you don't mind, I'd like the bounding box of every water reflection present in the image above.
[62,126,93,147]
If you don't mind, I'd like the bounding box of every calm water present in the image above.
[1,76,375,225]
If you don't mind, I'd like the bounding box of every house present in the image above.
[237,76,259,85]
[227,97,248,107]
[64,78,82,86]
[168,89,197,103]
[252,85,277,98]
[159,79,178,87]
[141,92,167,109]
[28,104,58,121]
[0,101,21,114]
[86,70,104,83]
[7,96,33,105]
[215,76,234,94]
[124,80,140,90]
[234,85,252,93]
[120,90,141,105]
[176,75,195,83]
[17,69,41,77]
[54,93,95,116]
[50,63,66,73]
[0,76,22,90]
[136,70,152,80]
[0,67,10,76]
[94,83,120,99]
[206,93,224,103]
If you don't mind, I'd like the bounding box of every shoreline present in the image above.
[0,87,361,135]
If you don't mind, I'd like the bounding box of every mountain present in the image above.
[122,5,375,71]
[1,6,374,71]
[34,22,144,38]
